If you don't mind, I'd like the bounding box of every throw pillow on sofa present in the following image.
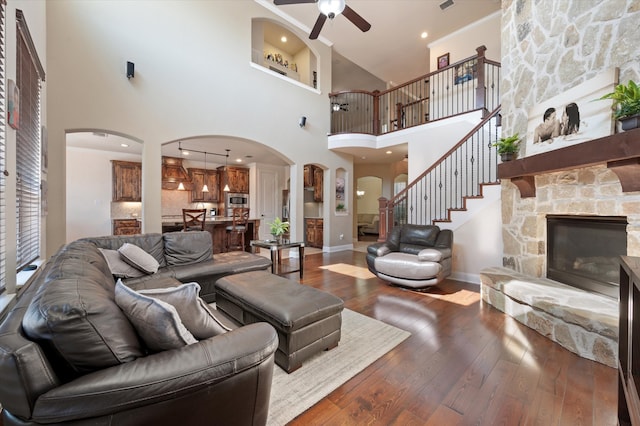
[139,282,230,339]
[118,243,160,274]
[99,248,146,278]
[115,280,197,352]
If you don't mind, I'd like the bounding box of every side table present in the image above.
[250,240,305,279]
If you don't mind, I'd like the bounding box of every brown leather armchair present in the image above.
[366,224,453,289]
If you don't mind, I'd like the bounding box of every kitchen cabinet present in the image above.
[218,166,249,194]
[189,168,219,202]
[113,219,141,235]
[161,156,190,190]
[304,165,314,188]
[313,166,323,202]
[112,160,141,202]
[304,165,323,202]
[305,218,323,248]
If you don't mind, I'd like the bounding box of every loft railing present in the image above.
[376,106,502,240]
[329,46,501,135]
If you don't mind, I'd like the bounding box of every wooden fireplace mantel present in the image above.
[498,128,640,197]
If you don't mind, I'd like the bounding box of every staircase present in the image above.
[378,107,502,239]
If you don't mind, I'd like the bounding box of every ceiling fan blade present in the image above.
[309,13,327,39]
[273,0,316,5]
[342,5,371,33]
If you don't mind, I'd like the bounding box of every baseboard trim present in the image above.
[450,271,480,285]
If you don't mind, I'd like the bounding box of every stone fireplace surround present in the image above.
[480,129,640,368]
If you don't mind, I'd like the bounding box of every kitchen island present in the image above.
[162,216,261,254]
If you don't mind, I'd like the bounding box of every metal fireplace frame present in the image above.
[547,214,627,299]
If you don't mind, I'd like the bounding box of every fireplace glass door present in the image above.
[547,215,627,298]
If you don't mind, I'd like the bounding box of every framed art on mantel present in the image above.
[524,68,617,158]
[437,53,449,70]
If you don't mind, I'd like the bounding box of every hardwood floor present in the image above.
[284,250,617,425]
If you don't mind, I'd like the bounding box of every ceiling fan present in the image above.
[273,0,371,40]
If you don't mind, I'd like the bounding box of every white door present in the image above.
[257,168,279,240]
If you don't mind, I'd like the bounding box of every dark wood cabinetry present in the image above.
[218,166,249,194]
[305,218,323,248]
[161,156,190,190]
[113,219,141,235]
[303,165,323,202]
[619,256,640,425]
[313,166,323,202]
[188,168,219,202]
[112,160,141,202]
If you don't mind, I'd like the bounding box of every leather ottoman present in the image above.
[215,270,344,373]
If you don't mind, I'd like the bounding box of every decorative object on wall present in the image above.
[454,60,477,85]
[437,53,449,70]
[524,68,617,158]
[41,126,47,174]
[126,61,135,79]
[335,177,345,200]
[8,79,19,129]
[41,179,47,216]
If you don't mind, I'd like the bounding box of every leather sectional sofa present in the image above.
[0,231,277,425]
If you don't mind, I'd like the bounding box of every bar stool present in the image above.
[182,209,206,231]
[226,208,249,251]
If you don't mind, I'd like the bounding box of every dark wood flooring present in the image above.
[284,249,617,425]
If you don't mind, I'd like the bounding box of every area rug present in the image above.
[267,308,410,425]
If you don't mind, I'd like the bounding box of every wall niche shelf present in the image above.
[498,129,640,198]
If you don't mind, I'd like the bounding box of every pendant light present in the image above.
[202,152,209,193]
[223,149,230,192]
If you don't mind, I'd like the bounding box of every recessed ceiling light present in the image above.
[120,143,129,148]
[421,32,428,39]
[182,151,189,156]
[235,158,242,163]
[386,150,392,154]
[281,36,287,43]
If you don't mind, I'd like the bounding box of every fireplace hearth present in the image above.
[547,215,627,298]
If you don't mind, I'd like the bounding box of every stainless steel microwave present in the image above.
[226,193,248,206]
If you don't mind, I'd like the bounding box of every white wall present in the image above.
[46,1,354,256]
[66,147,142,242]
[428,11,501,67]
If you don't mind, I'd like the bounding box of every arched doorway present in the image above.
[356,176,382,241]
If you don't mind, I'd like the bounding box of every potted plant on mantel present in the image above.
[268,217,289,243]
[492,133,521,162]
[598,80,640,131]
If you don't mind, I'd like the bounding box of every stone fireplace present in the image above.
[499,133,640,280]
[480,131,640,368]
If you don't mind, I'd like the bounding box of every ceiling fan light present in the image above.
[318,0,345,18]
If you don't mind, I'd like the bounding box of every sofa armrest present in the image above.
[367,242,391,257]
[417,248,443,262]
[31,323,278,424]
